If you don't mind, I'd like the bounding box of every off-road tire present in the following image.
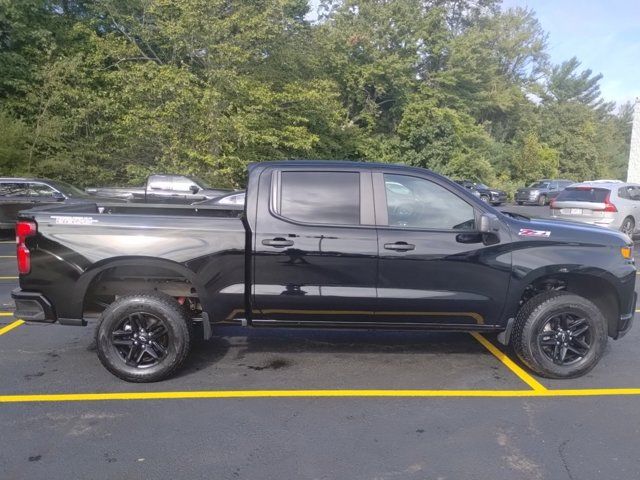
[511,291,607,379]
[96,292,193,382]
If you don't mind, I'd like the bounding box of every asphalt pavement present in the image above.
[1,204,639,479]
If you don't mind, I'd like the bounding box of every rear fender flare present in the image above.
[72,257,212,337]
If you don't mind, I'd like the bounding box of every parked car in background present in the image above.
[86,174,231,204]
[193,190,246,206]
[455,180,507,206]
[515,179,574,206]
[0,178,121,229]
[550,181,640,237]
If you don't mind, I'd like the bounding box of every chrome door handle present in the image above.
[384,242,415,251]
[262,237,294,248]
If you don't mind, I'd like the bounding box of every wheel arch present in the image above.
[72,256,212,323]
[512,270,620,338]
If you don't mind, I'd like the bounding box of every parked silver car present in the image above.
[550,181,639,237]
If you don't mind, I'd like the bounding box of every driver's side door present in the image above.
[375,172,512,328]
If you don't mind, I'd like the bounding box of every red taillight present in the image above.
[16,221,37,238]
[603,192,617,212]
[15,221,37,275]
[17,244,30,274]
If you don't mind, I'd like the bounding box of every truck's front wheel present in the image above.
[511,291,607,378]
[96,292,193,382]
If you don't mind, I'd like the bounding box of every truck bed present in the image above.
[26,201,243,218]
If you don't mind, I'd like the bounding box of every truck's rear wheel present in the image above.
[96,292,193,382]
[511,291,607,378]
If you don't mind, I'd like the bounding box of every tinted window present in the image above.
[46,180,86,197]
[172,177,199,192]
[384,174,475,230]
[618,187,631,199]
[280,171,360,225]
[556,187,609,203]
[629,187,640,201]
[29,183,56,197]
[529,181,550,189]
[148,175,173,190]
[0,182,29,197]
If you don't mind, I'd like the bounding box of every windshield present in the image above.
[528,181,550,189]
[186,175,211,189]
[46,180,88,197]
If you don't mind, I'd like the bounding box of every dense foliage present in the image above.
[0,0,633,191]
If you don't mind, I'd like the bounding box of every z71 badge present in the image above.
[518,228,551,237]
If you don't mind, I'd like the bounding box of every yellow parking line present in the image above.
[0,319,24,336]
[0,312,14,316]
[2,388,640,403]
[0,256,15,258]
[470,332,547,392]
[0,276,18,280]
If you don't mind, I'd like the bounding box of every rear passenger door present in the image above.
[252,168,379,325]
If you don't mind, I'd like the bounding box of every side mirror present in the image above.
[189,185,200,194]
[478,213,500,233]
[53,192,65,201]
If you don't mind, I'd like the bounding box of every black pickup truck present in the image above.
[12,161,636,382]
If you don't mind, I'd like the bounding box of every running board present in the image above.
[237,318,502,332]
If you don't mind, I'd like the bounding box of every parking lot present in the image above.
[1,204,640,479]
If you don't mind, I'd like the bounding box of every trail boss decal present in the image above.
[518,228,551,238]
[50,216,99,225]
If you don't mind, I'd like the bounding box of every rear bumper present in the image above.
[11,289,56,323]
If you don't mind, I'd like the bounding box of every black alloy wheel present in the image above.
[511,291,607,378]
[96,292,193,382]
[536,311,591,365]
[112,312,170,368]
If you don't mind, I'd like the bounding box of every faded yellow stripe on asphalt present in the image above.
[0,276,18,280]
[0,255,15,258]
[2,388,640,403]
[470,332,547,392]
[0,319,24,336]
[0,312,14,316]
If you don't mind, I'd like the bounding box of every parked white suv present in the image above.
[550,181,640,238]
